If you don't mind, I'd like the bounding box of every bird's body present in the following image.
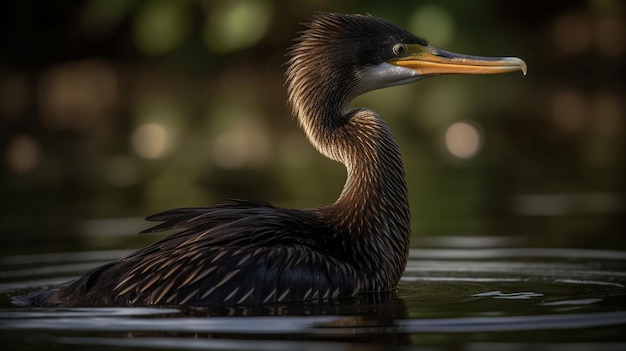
[14,13,525,307]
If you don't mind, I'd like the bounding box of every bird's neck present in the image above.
[298,103,411,289]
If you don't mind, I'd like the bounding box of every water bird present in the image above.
[15,13,526,307]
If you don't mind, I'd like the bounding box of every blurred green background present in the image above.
[0,0,624,254]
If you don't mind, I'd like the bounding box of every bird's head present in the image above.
[286,13,526,110]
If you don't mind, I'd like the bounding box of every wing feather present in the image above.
[23,201,360,306]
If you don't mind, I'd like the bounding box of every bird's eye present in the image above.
[392,44,407,56]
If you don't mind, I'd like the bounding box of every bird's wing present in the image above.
[141,200,280,234]
[43,201,360,306]
[110,243,359,306]
[139,199,322,247]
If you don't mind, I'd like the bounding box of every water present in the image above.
[2,244,625,350]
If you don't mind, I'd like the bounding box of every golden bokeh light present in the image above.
[212,119,271,170]
[444,121,483,160]
[131,123,170,159]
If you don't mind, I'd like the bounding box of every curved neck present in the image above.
[286,39,411,289]
[289,79,410,233]
[331,109,409,231]
[295,97,411,289]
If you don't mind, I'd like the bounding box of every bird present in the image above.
[14,13,526,307]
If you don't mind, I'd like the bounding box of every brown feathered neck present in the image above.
[285,13,412,287]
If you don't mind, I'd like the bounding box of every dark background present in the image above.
[1,0,624,253]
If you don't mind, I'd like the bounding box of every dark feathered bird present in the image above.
[14,13,526,307]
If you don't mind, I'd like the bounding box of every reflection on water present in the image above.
[472,291,544,299]
[1,246,625,350]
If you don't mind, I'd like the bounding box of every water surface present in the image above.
[2,244,625,350]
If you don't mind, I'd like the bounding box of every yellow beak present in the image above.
[388,44,527,76]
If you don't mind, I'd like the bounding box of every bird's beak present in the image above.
[388,44,527,76]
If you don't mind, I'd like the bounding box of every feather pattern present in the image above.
[32,200,361,306]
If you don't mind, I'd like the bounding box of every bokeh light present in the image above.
[5,135,40,174]
[212,119,271,170]
[131,123,170,159]
[553,13,591,54]
[444,121,483,160]
[204,0,272,53]
[594,17,625,57]
[133,1,190,55]
[37,59,118,131]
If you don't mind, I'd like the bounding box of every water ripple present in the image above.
[396,311,626,333]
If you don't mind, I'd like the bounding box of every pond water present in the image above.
[2,240,625,350]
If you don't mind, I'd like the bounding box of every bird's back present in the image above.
[15,201,361,307]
